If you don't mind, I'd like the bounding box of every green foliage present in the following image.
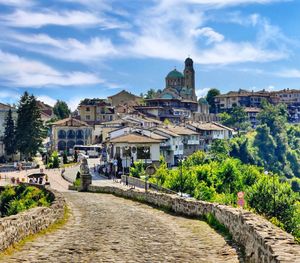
[73,178,81,187]
[53,100,71,120]
[219,106,250,132]
[47,151,60,169]
[206,88,220,113]
[210,139,230,160]
[3,109,16,156]
[0,185,52,217]
[246,173,299,236]
[15,92,43,160]
[129,161,145,178]
[63,151,68,164]
[153,151,300,240]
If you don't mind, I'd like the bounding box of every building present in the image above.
[186,122,233,150]
[51,117,93,152]
[78,99,115,126]
[136,58,199,123]
[108,133,163,168]
[244,107,261,128]
[0,103,18,158]
[36,100,54,123]
[214,89,272,112]
[108,90,142,107]
[272,89,300,122]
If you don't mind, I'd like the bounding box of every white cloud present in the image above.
[7,33,118,62]
[276,69,300,78]
[158,0,284,9]
[190,27,224,44]
[0,50,103,87]
[196,87,210,98]
[0,0,34,7]
[1,10,124,29]
[36,95,57,107]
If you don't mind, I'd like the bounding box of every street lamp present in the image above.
[143,147,150,192]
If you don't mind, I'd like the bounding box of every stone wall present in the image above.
[0,186,66,252]
[88,185,300,263]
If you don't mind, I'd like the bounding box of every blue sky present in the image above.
[0,0,299,109]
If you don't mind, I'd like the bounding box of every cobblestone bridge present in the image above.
[1,191,242,262]
[0,161,243,262]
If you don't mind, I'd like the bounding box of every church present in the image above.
[135,58,200,123]
[159,57,197,102]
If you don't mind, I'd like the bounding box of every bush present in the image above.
[0,185,52,217]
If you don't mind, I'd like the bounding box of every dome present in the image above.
[166,69,184,79]
[198,98,208,104]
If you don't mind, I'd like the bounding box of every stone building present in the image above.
[78,99,115,126]
[51,117,93,153]
[108,90,142,107]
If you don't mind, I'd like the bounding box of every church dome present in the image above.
[166,69,184,79]
[198,97,208,104]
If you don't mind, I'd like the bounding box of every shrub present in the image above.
[0,185,52,217]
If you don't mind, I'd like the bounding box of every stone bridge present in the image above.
[0,164,299,262]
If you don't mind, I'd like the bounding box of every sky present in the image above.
[0,0,299,110]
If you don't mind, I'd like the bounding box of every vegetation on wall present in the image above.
[0,184,52,217]
[149,152,300,241]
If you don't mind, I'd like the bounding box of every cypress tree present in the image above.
[15,92,43,160]
[3,108,16,157]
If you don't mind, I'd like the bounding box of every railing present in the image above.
[121,175,176,195]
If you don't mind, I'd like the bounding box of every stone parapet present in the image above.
[88,185,300,263]
[0,187,66,252]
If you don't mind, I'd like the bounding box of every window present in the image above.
[137,146,151,159]
[86,115,90,120]
[86,107,90,112]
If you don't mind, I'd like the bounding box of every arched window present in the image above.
[76,140,84,145]
[58,130,66,139]
[67,140,75,150]
[58,141,66,151]
[76,130,84,139]
[67,130,75,139]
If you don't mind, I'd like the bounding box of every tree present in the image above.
[144,89,157,99]
[15,92,43,160]
[219,106,250,132]
[257,100,288,136]
[210,139,230,160]
[53,100,71,120]
[3,109,16,157]
[206,88,220,113]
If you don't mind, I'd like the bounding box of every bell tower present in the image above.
[184,57,196,101]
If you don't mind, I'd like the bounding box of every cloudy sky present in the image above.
[0,0,299,109]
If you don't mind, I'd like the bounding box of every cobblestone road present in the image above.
[2,192,242,263]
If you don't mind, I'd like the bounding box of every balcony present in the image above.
[187,139,200,145]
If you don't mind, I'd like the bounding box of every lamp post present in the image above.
[143,147,150,192]
[124,145,129,186]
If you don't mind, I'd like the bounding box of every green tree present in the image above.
[247,173,299,234]
[253,124,277,168]
[257,100,288,136]
[219,106,250,132]
[15,92,43,160]
[210,139,230,160]
[53,100,71,120]
[3,109,16,157]
[144,89,158,99]
[206,88,220,113]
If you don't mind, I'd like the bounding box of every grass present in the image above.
[0,205,70,259]
[62,162,79,168]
